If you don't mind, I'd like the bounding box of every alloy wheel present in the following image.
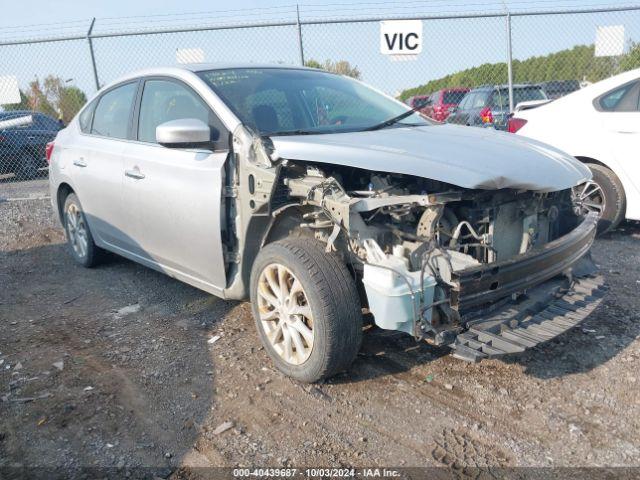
[572,180,605,217]
[256,263,314,365]
[66,203,89,259]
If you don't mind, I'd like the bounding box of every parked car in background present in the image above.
[537,80,581,100]
[422,87,469,122]
[510,68,640,234]
[0,111,61,179]
[447,84,547,130]
[49,65,601,383]
[405,94,431,113]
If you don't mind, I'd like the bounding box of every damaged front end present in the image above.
[226,130,603,362]
[267,156,603,361]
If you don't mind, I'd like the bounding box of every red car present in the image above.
[423,88,470,122]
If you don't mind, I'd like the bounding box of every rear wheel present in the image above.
[572,163,625,235]
[15,151,40,180]
[250,238,362,383]
[63,193,103,267]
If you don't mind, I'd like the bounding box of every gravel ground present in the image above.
[1,190,640,478]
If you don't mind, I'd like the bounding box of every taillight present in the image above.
[507,117,528,133]
[45,141,55,164]
[479,107,493,124]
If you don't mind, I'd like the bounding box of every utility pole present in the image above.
[505,12,514,112]
[296,5,305,66]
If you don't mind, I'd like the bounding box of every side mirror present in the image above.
[156,118,212,148]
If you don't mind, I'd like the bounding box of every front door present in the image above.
[122,78,230,293]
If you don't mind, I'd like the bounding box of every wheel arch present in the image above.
[574,155,608,169]
[574,155,627,204]
[56,182,75,223]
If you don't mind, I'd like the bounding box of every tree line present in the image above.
[2,75,87,124]
[399,43,640,101]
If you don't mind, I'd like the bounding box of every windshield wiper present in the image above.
[363,100,428,132]
[263,129,315,137]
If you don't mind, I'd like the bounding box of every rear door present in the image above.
[122,77,229,292]
[71,81,138,251]
[597,80,640,201]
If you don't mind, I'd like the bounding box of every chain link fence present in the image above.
[0,4,639,185]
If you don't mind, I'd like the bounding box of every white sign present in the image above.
[176,48,205,64]
[380,20,422,56]
[0,75,21,105]
[595,25,625,57]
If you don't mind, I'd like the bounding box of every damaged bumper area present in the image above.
[267,158,602,363]
[452,272,606,362]
[449,212,604,360]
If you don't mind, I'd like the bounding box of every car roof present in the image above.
[105,63,333,92]
[181,63,317,73]
[116,63,317,79]
[467,84,544,93]
[0,110,37,116]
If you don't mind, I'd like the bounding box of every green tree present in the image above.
[399,43,632,101]
[27,78,57,117]
[620,42,640,72]
[58,86,87,124]
[305,59,361,79]
[3,75,88,122]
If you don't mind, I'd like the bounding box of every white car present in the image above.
[511,68,640,234]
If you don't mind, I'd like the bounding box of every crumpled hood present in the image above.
[271,124,590,192]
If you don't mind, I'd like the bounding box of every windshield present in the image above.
[197,68,429,135]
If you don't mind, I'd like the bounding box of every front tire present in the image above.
[250,238,363,383]
[63,193,103,267]
[573,164,626,235]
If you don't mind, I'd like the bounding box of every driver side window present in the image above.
[137,79,227,147]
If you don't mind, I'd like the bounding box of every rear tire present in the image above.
[15,151,40,180]
[63,193,103,268]
[575,164,626,235]
[250,238,363,383]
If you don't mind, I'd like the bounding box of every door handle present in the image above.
[125,168,145,180]
[73,158,87,168]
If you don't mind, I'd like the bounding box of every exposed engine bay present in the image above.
[267,160,584,344]
[222,130,601,358]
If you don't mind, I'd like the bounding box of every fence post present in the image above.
[505,12,514,112]
[87,18,101,92]
[296,4,305,66]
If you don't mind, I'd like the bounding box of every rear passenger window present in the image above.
[79,100,97,133]
[598,81,640,112]
[91,82,137,139]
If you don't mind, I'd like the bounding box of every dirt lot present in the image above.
[1,180,640,478]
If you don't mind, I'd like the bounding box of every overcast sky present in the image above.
[0,0,637,96]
